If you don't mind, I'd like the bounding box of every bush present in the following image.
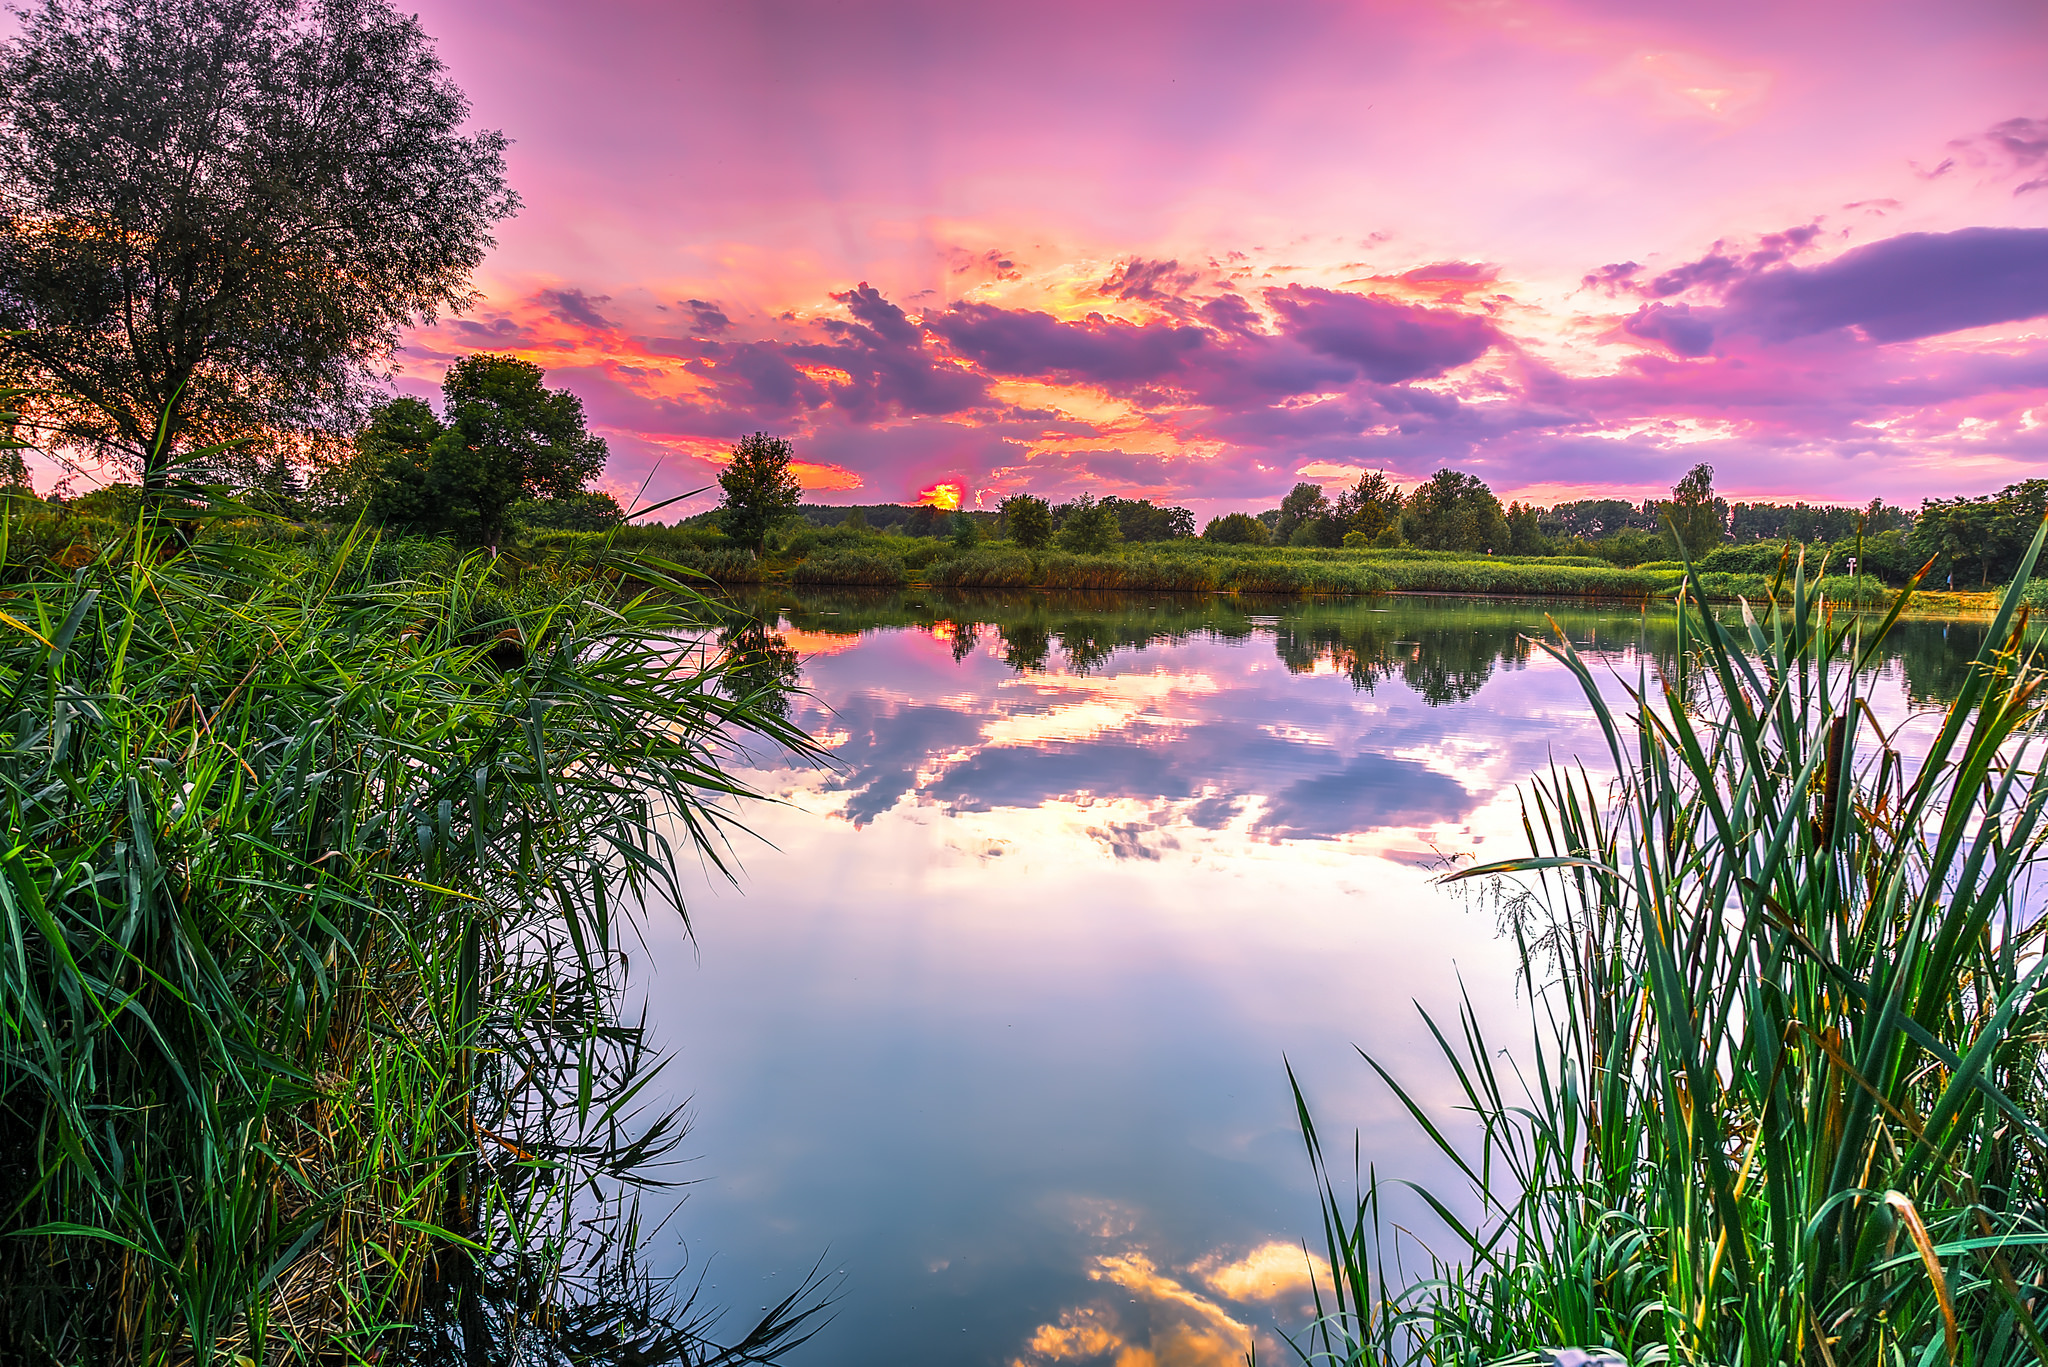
[1203,512,1269,545]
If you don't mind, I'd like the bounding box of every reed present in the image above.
[0,496,826,1362]
[1293,547,2048,1365]
[791,548,910,586]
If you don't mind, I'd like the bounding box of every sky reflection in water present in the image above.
[640,594,1985,1367]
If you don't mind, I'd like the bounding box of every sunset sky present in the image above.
[394,0,2048,518]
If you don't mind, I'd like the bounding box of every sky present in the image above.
[390,0,2048,519]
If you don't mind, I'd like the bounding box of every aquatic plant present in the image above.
[1294,547,2048,1364]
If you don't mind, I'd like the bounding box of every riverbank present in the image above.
[534,524,1907,607]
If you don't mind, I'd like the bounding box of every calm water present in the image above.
[634,591,1989,1366]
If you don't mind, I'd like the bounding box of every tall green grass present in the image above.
[0,505,826,1362]
[1293,548,2048,1365]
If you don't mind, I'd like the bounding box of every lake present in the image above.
[634,590,1989,1366]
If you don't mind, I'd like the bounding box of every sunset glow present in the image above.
[389,0,2048,519]
[915,480,964,512]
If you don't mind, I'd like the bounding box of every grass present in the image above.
[1289,547,2048,1364]
[0,493,829,1363]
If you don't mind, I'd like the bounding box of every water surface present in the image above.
[637,592,1986,1366]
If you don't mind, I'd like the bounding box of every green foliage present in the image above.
[716,432,803,554]
[1504,500,1549,555]
[1662,460,1726,558]
[1056,493,1123,554]
[1273,481,1334,545]
[364,356,607,545]
[1334,472,1404,544]
[1099,495,1196,541]
[950,510,982,548]
[1402,468,1510,552]
[0,0,517,485]
[1912,482,2048,587]
[1294,550,2048,1366]
[0,516,825,1362]
[1203,511,1270,545]
[1001,494,1055,550]
[512,489,624,531]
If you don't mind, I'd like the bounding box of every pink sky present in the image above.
[391,0,2048,518]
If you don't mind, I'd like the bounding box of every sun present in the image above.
[916,480,964,512]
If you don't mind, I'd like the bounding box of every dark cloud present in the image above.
[930,303,1209,383]
[1646,248,1745,298]
[1263,285,1497,383]
[685,299,733,334]
[1623,302,1715,358]
[1725,227,2048,343]
[1254,754,1473,839]
[1197,294,1265,336]
[540,288,615,330]
[452,315,527,341]
[830,282,923,347]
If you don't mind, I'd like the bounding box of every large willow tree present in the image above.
[0,0,519,487]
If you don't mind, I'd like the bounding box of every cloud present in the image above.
[1724,227,2048,343]
[1262,285,1498,383]
[540,288,615,330]
[1623,301,1715,357]
[1254,754,1475,839]
[1098,257,1201,301]
[930,302,1210,384]
[684,298,732,333]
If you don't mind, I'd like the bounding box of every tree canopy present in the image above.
[0,0,517,487]
[1001,494,1054,549]
[362,355,607,545]
[717,432,803,552]
[1661,462,1726,559]
[1402,469,1509,553]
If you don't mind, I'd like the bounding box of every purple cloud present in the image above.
[1263,285,1497,383]
[684,299,732,334]
[1725,226,2048,342]
[1623,302,1716,358]
[930,303,1209,383]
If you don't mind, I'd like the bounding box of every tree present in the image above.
[364,356,607,545]
[1001,494,1054,549]
[1402,469,1509,552]
[1272,482,1331,544]
[0,0,518,489]
[1505,501,1549,555]
[950,511,980,548]
[1335,472,1403,543]
[1202,512,1270,545]
[1662,462,1726,560]
[513,490,623,532]
[716,432,803,553]
[1056,493,1122,553]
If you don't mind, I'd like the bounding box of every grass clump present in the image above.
[1293,551,2048,1363]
